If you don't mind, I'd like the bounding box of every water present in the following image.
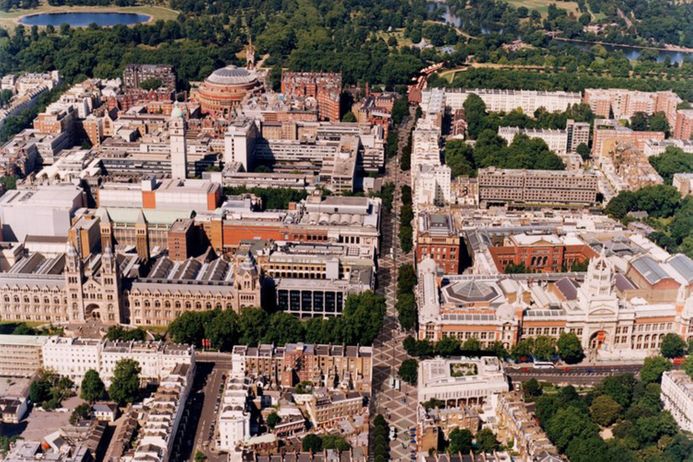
[426,1,692,64]
[553,40,690,64]
[19,12,150,27]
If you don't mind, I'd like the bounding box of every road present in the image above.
[171,359,230,462]
[370,107,417,462]
[506,363,643,386]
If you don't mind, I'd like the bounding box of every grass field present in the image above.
[505,0,582,17]
[0,3,179,31]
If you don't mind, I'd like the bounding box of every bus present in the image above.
[532,360,555,369]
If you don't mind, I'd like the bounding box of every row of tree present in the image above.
[511,333,585,363]
[168,293,386,349]
[399,185,413,253]
[396,264,417,331]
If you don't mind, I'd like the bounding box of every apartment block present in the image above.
[661,371,693,433]
[477,167,598,206]
[280,72,341,122]
[422,88,581,114]
[231,343,372,393]
[674,109,693,140]
[592,119,665,157]
[0,335,48,377]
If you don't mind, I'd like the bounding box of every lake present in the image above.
[19,12,150,27]
[427,1,692,64]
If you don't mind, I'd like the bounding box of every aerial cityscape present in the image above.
[0,0,692,461]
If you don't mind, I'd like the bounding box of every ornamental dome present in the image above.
[206,65,257,86]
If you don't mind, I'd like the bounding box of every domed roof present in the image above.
[206,65,257,86]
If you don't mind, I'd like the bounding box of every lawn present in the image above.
[505,0,582,17]
[0,3,179,31]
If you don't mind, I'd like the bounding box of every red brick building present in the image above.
[489,234,597,273]
[415,213,460,274]
[281,72,342,122]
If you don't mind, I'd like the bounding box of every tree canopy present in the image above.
[80,369,107,403]
[109,358,141,405]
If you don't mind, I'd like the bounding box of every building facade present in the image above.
[477,167,598,207]
[661,370,693,433]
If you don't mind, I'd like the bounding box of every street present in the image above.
[370,107,417,462]
[507,363,643,386]
[171,357,231,462]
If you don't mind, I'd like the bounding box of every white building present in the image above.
[169,105,187,179]
[217,374,252,454]
[0,184,85,241]
[498,127,568,155]
[673,173,693,197]
[42,337,195,385]
[417,356,509,405]
[0,335,49,377]
[411,120,441,173]
[643,139,693,158]
[125,363,194,462]
[224,118,258,171]
[661,370,693,433]
[415,164,451,206]
[421,89,582,115]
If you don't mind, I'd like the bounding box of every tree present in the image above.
[109,359,141,405]
[448,428,473,454]
[168,310,210,346]
[80,369,106,402]
[341,111,356,122]
[139,78,163,91]
[630,112,649,131]
[29,378,52,405]
[546,406,599,452]
[302,434,323,452]
[650,147,693,184]
[398,358,418,385]
[589,395,622,427]
[69,403,93,425]
[511,338,534,361]
[105,325,147,342]
[639,356,672,384]
[461,337,481,353]
[533,336,556,361]
[397,264,417,294]
[557,333,584,364]
[684,355,693,379]
[523,378,543,400]
[596,374,637,408]
[436,335,460,356]
[660,333,686,358]
[261,312,305,345]
[205,309,239,351]
[445,141,475,177]
[475,428,499,452]
[576,143,590,161]
[266,412,281,429]
[322,434,351,451]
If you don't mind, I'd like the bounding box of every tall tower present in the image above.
[100,246,122,324]
[64,240,85,323]
[98,208,113,252]
[170,104,187,179]
[135,210,150,261]
[583,249,614,298]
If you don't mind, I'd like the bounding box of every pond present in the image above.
[19,12,150,27]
